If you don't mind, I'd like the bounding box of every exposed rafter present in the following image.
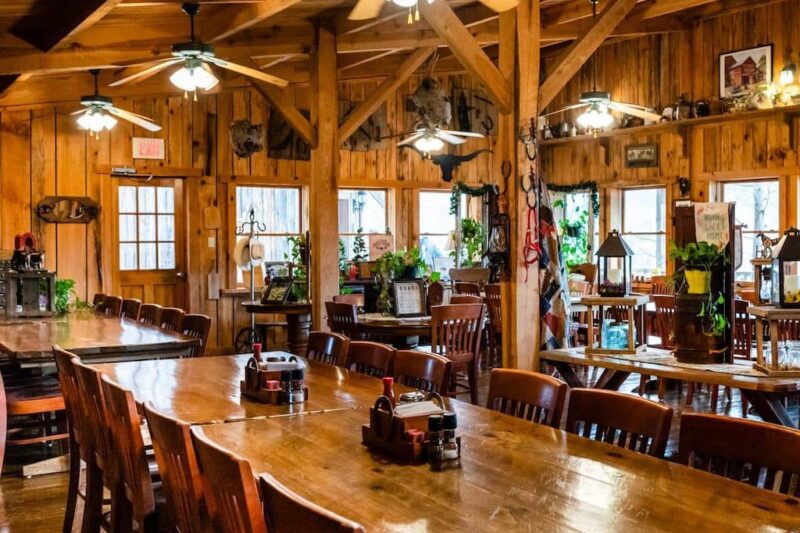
[543,0,716,26]
[250,80,316,147]
[202,0,303,42]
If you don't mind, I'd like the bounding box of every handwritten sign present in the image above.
[132,137,165,160]
[369,234,394,259]
[694,203,730,246]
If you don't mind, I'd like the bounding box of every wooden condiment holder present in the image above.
[361,394,444,464]
[240,357,308,404]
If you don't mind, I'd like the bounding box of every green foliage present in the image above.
[285,236,308,301]
[698,293,730,337]
[548,181,600,217]
[449,182,496,215]
[553,198,589,269]
[450,218,484,267]
[55,278,76,315]
[352,227,368,265]
[372,247,430,315]
[668,241,727,269]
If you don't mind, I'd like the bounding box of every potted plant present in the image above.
[351,227,368,279]
[450,218,485,268]
[668,241,725,294]
[401,247,428,279]
[373,251,405,315]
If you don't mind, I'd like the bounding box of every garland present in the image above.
[547,180,600,217]
[450,182,498,214]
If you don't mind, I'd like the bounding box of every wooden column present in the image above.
[310,22,339,330]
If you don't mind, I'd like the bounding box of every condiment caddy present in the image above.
[240,344,308,404]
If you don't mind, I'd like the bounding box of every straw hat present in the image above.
[233,236,265,269]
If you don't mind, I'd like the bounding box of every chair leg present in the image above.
[657,378,666,400]
[741,397,749,418]
[710,385,719,412]
[685,382,695,406]
[110,484,133,533]
[63,433,82,533]
[638,375,648,396]
[81,461,104,533]
[468,359,478,405]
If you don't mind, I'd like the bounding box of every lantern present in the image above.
[596,230,633,297]
[771,227,800,307]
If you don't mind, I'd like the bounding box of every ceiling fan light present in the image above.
[102,114,118,131]
[77,110,110,133]
[170,61,219,92]
[414,135,444,153]
[577,103,613,130]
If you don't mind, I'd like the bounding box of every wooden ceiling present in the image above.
[0,0,767,107]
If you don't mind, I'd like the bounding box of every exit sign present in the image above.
[132,137,165,160]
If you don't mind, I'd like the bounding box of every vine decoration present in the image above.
[547,181,600,217]
[450,182,498,214]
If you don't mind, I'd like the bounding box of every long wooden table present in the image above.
[196,404,800,532]
[539,346,800,428]
[93,354,389,424]
[0,314,199,364]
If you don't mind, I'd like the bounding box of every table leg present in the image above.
[741,390,797,428]
[594,369,631,391]
[286,313,311,356]
[550,361,587,388]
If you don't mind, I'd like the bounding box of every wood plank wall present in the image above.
[0,73,492,353]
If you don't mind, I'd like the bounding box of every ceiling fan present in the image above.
[348,0,518,23]
[541,0,661,132]
[72,70,161,137]
[109,3,288,98]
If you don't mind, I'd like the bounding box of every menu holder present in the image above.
[240,357,308,404]
[361,394,444,463]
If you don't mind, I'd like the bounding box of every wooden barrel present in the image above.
[673,294,727,364]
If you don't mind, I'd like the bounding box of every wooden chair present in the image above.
[392,350,451,395]
[449,294,482,304]
[486,369,566,428]
[121,298,142,320]
[565,389,673,458]
[332,294,364,308]
[259,474,366,533]
[430,303,484,404]
[101,375,161,532]
[453,282,481,297]
[568,263,597,291]
[100,295,123,316]
[650,275,674,296]
[345,341,395,378]
[92,293,107,307]
[160,307,186,332]
[678,413,800,496]
[484,283,502,367]
[426,281,444,315]
[639,294,674,399]
[325,302,359,339]
[306,331,350,367]
[190,426,268,533]
[448,267,489,285]
[733,298,753,359]
[143,402,207,533]
[139,303,162,327]
[182,314,212,357]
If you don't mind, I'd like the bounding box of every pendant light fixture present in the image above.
[168,4,218,100]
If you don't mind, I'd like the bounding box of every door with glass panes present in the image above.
[113,178,186,309]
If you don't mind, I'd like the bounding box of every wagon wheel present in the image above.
[234,327,260,353]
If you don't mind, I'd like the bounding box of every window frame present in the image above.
[117,183,177,272]
[338,188,389,260]
[620,186,668,277]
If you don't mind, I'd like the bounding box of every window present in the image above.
[722,180,779,280]
[118,185,176,271]
[235,186,301,270]
[552,191,600,268]
[338,189,387,260]
[621,188,667,276]
[418,191,467,270]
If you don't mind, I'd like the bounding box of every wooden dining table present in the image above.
[242,301,312,355]
[196,402,800,532]
[356,313,432,349]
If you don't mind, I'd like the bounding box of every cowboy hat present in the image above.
[233,236,265,269]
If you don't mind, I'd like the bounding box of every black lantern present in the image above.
[596,229,633,297]
[770,227,800,307]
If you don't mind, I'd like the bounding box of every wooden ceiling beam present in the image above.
[202,0,303,42]
[543,0,717,27]
[337,21,499,53]
[538,0,638,110]
[541,13,687,42]
[339,47,435,141]
[9,0,124,52]
[418,0,511,112]
[251,80,316,147]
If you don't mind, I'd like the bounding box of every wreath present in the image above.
[450,182,497,214]
[547,181,600,217]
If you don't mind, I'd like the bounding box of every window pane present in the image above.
[237,186,300,233]
[158,215,175,241]
[723,181,779,232]
[420,191,455,235]
[139,243,156,270]
[139,215,156,241]
[624,234,666,276]
[138,187,156,214]
[420,235,451,268]
[119,215,137,242]
[157,187,174,214]
[119,186,137,213]
[338,189,387,234]
[262,236,293,263]
[623,189,666,233]
[120,243,137,270]
[158,243,175,269]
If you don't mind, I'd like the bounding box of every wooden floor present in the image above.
[0,365,797,532]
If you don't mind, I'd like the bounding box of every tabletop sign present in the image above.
[694,202,730,246]
[369,234,394,259]
[132,137,165,160]
[393,280,426,317]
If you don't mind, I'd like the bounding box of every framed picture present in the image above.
[624,143,659,168]
[262,277,294,304]
[719,44,773,98]
[369,234,394,259]
[392,280,426,318]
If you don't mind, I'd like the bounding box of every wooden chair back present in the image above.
[120,298,141,320]
[568,263,597,290]
[325,302,359,339]
[306,331,350,367]
[650,275,674,295]
[604,305,628,322]
[426,281,444,314]
[449,294,482,305]
[160,307,186,332]
[565,389,673,458]
[484,283,502,332]
[139,303,162,326]
[101,295,122,316]
[733,298,753,358]
[259,474,366,533]
[486,369,567,428]
[430,304,484,364]
[92,293,106,306]
[53,346,84,450]
[568,280,591,295]
[190,427,268,533]
[448,267,489,285]
[100,375,155,520]
[143,402,207,533]
[392,350,451,394]
[72,360,112,471]
[182,314,212,356]
[653,294,676,349]
[332,294,364,308]
[678,413,800,496]
[453,282,481,297]
[345,341,395,378]
[778,318,800,341]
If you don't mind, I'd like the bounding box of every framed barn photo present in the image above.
[262,277,294,304]
[719,44,773,98]
[624,143,659,168]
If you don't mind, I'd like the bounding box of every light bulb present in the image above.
[77,108,117,133]
[170,60,219,92]
[102,114,118,130]
[414,135,445,152]
[577,103,613,130]
[392,0,417,8]
[780,63,796,85]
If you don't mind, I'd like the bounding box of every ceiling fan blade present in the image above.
[205,57,288,87]
[108,58,183,87]
[477,0,519,12]
[607,101,661,122]
[106,106,162,132]
[348,0,385,20]
[438,129,485,138]
[435,131,467,145]
[540,103,589,118]
[397,132,424,147]
[70,108,88,116]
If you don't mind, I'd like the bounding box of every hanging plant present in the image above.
[548,181,600,218]
[450,182,497,214]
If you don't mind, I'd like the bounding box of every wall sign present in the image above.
[624,143,659,168]
[694,202,731,247]
[132,137,165,160]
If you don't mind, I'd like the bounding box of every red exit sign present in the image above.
[132,137,165,160]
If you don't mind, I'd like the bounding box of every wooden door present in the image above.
[112,178,187,308]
